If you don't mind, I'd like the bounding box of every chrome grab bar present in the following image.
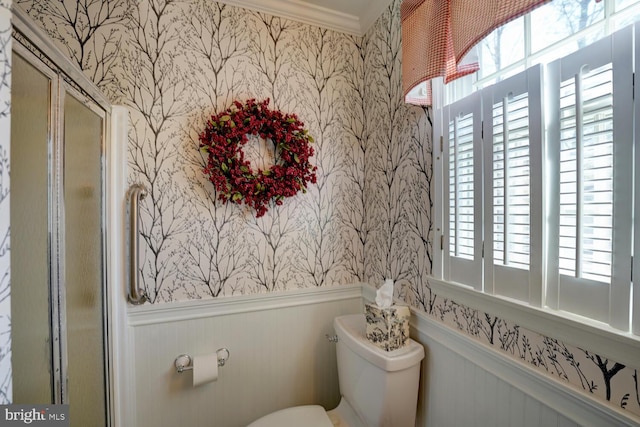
[127,184,148,305]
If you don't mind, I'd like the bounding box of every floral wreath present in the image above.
[199,99,317,217]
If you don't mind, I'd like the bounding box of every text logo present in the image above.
[0,405,69,426]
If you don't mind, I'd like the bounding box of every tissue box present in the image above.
[365,303,410,351]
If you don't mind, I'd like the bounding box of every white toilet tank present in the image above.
[333,314,424,427]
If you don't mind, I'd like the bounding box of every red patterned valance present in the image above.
[401,0,551,105]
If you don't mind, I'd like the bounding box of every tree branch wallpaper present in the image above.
[11,0,640,420]
[0,0,10,405]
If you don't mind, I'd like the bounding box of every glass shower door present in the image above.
[10,48,54,406]
[10,46,108,426]
[60,88,107,427]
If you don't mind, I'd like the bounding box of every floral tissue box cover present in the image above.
[365,303,410,351]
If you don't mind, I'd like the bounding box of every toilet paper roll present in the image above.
[193,353,219,387]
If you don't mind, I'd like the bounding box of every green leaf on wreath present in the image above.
[240,165,249,173]
[293,153,300,163]
[220,115,231,122]
[232,193,243,201]
[221,163,229,172]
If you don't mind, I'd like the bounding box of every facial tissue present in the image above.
[365,279,410,351]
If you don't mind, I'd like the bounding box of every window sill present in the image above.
[428,277,639,369]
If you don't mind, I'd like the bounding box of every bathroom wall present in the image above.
[362,0,433,308]
[12,0,425,298]
[0,0,10,405]
[15,0,640,424]
[126,286,363,427]
[363,1,640,422]
[17,0,366,303]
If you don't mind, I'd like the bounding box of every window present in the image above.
[433,0,639,335]
[444,0,640,104]
[545,28,633,328]
[442,66,544,304]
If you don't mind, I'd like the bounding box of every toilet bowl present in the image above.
[247,313,424,427]
[246,405,333,427]
[245,400,361,427]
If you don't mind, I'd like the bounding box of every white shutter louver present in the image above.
[444,92,483,290]
[449,111,475,260]
[558,63,614,284]
[492,92,531,270]
[483,65,543,302]
[546,27,633,327]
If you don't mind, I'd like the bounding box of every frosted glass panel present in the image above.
[10,53,53,404]
[63,93,106,426]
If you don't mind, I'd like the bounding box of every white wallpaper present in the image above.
[17,0,364,302]
[15,0,640,421]
[0,0,10,404]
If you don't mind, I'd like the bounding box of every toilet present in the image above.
[247,313,425,427]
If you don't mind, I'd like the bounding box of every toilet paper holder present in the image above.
[174,348,230,373]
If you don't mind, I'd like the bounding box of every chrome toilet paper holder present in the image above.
[174,348,230,373]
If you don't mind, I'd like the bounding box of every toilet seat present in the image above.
[247,405,334,427]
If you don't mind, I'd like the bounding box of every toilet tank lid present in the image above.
[334,314,424,372]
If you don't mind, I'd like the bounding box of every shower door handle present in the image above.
[127,184,148,305]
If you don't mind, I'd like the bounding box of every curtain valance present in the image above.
[401,0,551,105]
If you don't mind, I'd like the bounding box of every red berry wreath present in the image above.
[199,99,317,217]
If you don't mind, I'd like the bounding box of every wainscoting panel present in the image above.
[410,309,635,427]
[126,285,363,427]
[126,284,637,427]
[418,332,578,427]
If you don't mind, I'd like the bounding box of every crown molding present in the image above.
[217,0,390,36]
[359,0,393,35]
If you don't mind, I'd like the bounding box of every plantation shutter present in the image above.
[546,27,633,328]
[443,92,483,290]
[482,65,543,304]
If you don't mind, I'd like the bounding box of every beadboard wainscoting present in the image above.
[411,313,636,427]
[361,286,638,427]
[124,282,638,427]
[125,284,364,427]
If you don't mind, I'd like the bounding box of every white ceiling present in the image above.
[217,0,393,36]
